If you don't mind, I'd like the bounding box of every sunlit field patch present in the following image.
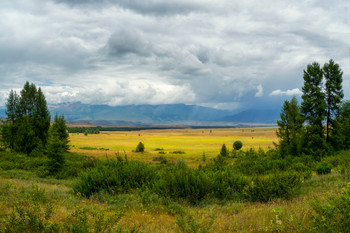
[69,127,278,166]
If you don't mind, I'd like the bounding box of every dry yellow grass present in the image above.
[69,127,278,166]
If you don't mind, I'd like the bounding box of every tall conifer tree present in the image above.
[276,97,304,157]
[33,88,51,146]
[301,62,326,157]
[323,59,344,143]
[3,82,51,155]
[50,113,69,151]
[2,90,19,149]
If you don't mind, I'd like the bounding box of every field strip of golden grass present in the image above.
[69,127,278,166]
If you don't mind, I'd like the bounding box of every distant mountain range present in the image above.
[0,102,280,126]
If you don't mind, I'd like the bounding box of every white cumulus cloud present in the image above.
[255,85,263,97]
[269,88,302,96]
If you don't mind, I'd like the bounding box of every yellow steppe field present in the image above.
[69,127,278,166]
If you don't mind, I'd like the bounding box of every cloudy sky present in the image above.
[1,0,350,112]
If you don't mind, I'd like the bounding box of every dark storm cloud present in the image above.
[0,0,349,109]
[107,29,151,57]
[54,0,205,16]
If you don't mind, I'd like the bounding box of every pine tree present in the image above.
[47,134,65,174]
[323,59,344,143]
[50,113,70,151]
[301,62,327,157]
[2,90,19,149]
[33,88,51,146]
[276,97,304,157]
[3,82,51,155]
[18,81,37,117]
[332,101,350,150]
[136,142,145,152]
[14,116,39,156]
[219,144,228,157]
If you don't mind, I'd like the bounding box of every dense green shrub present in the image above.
[212,169,249,200]
[233,150,313,177]
[172,150,186,154]
[233,152,288,175]
[154,167,213,204]
[153,156,168,164]
[233,141,243,150]
[135,142,145,152]
[316,162,332,175]
[244,171,302,202]
[73,159,156,197]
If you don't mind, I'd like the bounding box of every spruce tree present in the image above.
[301,62,327,157]
[220,144,228,157]
[19,81,37,117]
[33,88,51,146]
[3,81,51,155]
[323,59,344,143]
[276,97,304,157]
[50,113,70,151]
[47,133,65,175]
[332,101,350,150]
[2,90,19,149]
[14,116,39,156]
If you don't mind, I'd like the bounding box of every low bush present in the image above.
[172,150,186,154]
[244,171,302,202]
[154,167,213,204]
[212,169,249,200]
[73,159,157,197]
[80,146,95,150]
[153,156,168,164]
[233,141,243,151]
[316,162,332,175]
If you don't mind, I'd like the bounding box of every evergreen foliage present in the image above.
[50,113,70,151]
[301,62,327,157]
[136,142,145,152]
[2,90,19,149]
[323,59,344,143]
[331,100,350,150]
[219,144,228,157]
[47,134,65,175]
[276,97,304,157]
[277,59,347,158]
[2,81,51,155]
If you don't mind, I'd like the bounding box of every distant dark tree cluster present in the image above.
[68,127,100,134]
[277,59,349,159]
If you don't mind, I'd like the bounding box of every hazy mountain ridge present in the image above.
[0,102,280,125]
[48,102,232,123]
[220,109,280,124]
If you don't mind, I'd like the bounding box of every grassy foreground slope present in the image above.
[0,128,349,232]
